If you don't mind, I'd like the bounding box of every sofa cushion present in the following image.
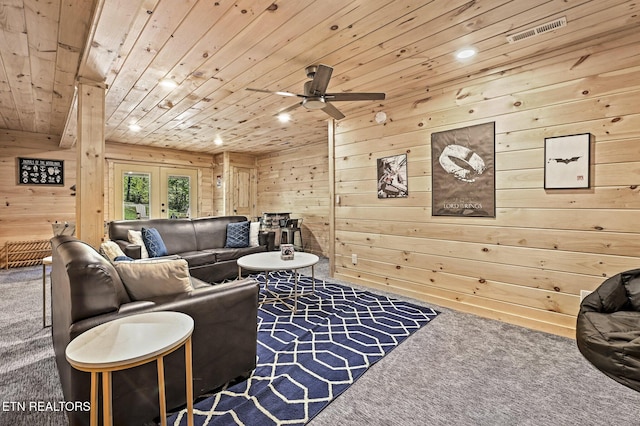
[114,258,193,300]
[225,221,250,248]
[100,240,125,262]
[250,221,260,247]
[178,250,218,268]
[142,227,168,257]
[208,245,265,262]
[192,216,248,250]
[127,230,149,258]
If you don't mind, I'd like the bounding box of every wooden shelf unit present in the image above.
[2,239,51,269]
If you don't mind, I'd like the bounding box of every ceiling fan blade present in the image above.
[275,102,303,115]
[246,88,302,97]
[308,64,333,96]
[325,92,386,101]
[321,102,345,120]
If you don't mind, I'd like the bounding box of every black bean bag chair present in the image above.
[576,268,640,392]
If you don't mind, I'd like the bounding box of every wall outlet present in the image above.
[580,290,592,302]
[351,253,358,265]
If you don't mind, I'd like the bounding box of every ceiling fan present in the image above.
[246,64,386,120]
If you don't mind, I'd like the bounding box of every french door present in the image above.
[113,163,198,220]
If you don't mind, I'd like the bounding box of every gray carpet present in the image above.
[1,260,639,426]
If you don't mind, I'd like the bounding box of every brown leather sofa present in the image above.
[108,215,275,282]
[51,235,260,426]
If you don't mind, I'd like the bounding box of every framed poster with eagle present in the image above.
[431,122,495,217]
[544,133,591,189]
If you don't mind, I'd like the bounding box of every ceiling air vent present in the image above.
[506,16,567,44]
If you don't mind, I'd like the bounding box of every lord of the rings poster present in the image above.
[431,122,495,217]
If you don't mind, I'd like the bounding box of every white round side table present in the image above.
[65,311,195,426]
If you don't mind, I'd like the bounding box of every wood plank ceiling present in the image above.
[1,0,638,154]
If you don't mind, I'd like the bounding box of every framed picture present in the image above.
[280,244,294,260]
[377,153,408,198]
[431,122,495,217]
[544,133,591,189]
[17,157,64,186]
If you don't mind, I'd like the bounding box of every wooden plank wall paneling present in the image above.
[332,28,640,338]
[0,130,76,248]
[257,142,330,257]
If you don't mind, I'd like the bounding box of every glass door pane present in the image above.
[122,172,151,219]
[160,167,198,219]
[167,175,191,218]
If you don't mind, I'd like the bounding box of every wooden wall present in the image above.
[0,130,76,250]
[332,28,640,338]
[257,142,330,256]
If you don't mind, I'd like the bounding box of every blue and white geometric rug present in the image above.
[169,271,440,425]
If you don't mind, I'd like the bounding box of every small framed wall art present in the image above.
[377,153,408,198]
[544,133,591,189]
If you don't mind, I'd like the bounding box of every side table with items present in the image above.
[237,251,319,313]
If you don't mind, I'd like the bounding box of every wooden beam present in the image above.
[76,81,105,248]
[328,119,336,277]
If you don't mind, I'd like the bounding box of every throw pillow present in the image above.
[100,241,125,262]
[113,255,134,262]
[225,221,250,248]
[142,227,168,257]
[127,229,149,258]
[114,258,193,300]
[250,221,260,247]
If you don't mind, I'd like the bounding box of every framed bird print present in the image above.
[544,133,591,189]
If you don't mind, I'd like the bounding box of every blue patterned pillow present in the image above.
[225,221,250,248]
[141,227,168,257]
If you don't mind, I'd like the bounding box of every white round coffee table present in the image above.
[65,311,194,426]
[237,251,319,312]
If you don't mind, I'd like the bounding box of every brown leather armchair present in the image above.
[50,236,260,425]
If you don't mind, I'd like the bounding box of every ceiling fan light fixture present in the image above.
[303,97,325,110]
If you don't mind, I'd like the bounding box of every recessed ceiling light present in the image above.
[129,123,141,132]
[278,113,291,123]
[160,78,178,88]
[214,137,223,146]
[456,48,477,60]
